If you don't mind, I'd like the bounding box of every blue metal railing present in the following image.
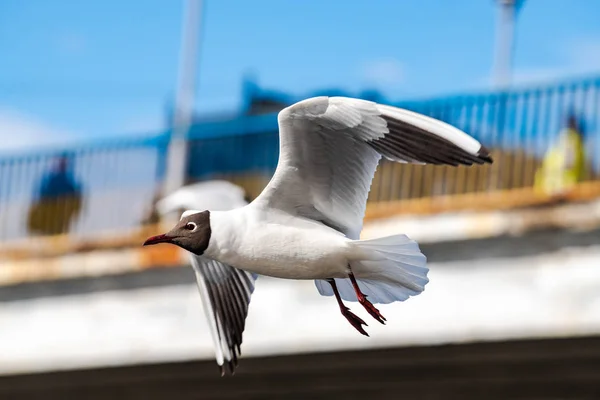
[0,74,599,242]
[186,75,600,192]
[0,134,169,241]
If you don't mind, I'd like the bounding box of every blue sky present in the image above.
[1,0,600,149]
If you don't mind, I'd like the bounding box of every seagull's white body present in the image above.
[206,207,350,280]
[157,96,492,374]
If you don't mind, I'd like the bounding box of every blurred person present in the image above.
[27,155,83,236]
[534,114,587,198]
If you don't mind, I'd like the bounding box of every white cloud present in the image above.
[361,59,406,87]
[510,36,600,86]
[119,114,165,135]
[0,109,78,152]
[511,67,567,86]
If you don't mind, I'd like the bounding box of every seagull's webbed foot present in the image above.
[348,272,387,325]
[359,296,386,324]
[327,279,369,337]
[340,305,369,337]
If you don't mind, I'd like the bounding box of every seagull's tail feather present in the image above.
[315,234,429,304]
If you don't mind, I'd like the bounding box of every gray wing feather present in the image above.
[190,255,257,375]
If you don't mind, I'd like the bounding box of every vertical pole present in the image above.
[489,0,524,191]
[492,0,521,89]
[163,0,203,197]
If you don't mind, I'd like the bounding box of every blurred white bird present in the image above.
[145,96,493,375]
[156,180,249,216]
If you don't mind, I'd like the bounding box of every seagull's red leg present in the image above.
[348,272,386,324]
[327,279,369,337]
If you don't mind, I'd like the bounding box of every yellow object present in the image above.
[534,128,586,196]
[27,196,82,236]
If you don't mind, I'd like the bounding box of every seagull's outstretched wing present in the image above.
[189,254,258,375]
[253,96,492,239]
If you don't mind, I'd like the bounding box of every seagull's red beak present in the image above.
[143,233,173,246]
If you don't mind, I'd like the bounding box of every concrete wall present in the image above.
[1,225,600,376]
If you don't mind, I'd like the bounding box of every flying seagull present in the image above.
[144,96,493,375]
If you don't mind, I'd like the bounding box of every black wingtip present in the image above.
[218,362,237,377]
[227,360,235,376]
[478,145,494,164]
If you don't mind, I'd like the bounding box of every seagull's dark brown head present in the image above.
[143,210,211,255]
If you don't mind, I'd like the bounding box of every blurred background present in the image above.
[1,0,600,398]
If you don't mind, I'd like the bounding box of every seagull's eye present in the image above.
[185,222,197,231]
